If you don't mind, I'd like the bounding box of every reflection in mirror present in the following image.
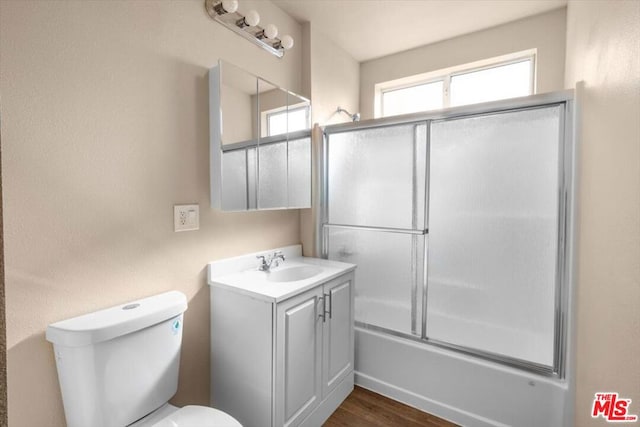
[285,92,312,208]
[211,60,259,210]
[220,61,258,146]
[287,92,311,134]
[210,59,311,211]
[258,79,288,138]
[257,79,288,209]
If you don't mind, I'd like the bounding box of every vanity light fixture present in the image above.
[204,0,294,58]
[261,24,278,40]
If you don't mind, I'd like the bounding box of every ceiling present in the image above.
[273,0,567,62]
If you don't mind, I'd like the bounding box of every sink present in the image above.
[266,265,323,283]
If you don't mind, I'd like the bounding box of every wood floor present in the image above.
[324,386,459,427]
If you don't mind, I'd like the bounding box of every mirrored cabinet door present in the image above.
[210,60,259,211]
[210,59,311,211]
[259,78,289,139]
[258,79,289,209]
[287,91,312,208]
[258,142,288,208]
[222,149,248,211]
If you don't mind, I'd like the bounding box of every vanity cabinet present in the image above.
[275,276,354,426]
[209,270,355,427]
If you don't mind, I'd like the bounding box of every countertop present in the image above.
[208,255,355,303]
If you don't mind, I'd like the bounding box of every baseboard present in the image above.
[355,371,508,427]
[300,372,354,427]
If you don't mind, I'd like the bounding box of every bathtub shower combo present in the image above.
[318,91,576,426]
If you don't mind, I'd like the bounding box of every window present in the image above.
[449,60,532,107]
[381,80,444,117]
[378,52,535,118]
[265,105,310,137]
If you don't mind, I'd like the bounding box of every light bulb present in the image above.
[280,35,294,50]
[221,0,238,13]
[264,24,278,39]
[244,10,260,27]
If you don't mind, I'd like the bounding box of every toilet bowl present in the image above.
[130,404,241,427]
[46,291,241,427]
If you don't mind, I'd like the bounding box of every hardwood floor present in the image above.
[324,386,459,427]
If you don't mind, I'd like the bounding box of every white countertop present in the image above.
[207,246,355,303]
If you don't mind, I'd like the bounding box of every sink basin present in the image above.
[267,265,323,283]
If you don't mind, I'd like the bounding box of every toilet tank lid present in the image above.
[46,291,188,347]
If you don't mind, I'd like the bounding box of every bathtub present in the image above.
[354,326,573,427]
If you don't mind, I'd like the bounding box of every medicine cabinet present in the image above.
[209,60,312,211]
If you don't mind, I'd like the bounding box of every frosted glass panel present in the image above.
[327,123,427,229]
[288,137,311,208]
[327,227,424,335]
[222,150,247,211]
[247,148,257,210]
[259,142,287,208]
[426,106,562,367]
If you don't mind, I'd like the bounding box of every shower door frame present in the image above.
[318,90,576,378]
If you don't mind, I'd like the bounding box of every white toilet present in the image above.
[46,291,241,427]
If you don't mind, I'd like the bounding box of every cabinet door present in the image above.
[275,287,323,427]
[322,275,354,398]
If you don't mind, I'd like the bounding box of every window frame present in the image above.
[377,50,537,118]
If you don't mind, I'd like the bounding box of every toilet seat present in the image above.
[153,406,242,427]
[131,404,242,427]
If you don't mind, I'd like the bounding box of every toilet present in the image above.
[46,291,241,427]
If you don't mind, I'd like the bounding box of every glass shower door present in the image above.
[324,123,427,336]
[426,105,564,367]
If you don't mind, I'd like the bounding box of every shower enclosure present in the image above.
[319,91,575,426]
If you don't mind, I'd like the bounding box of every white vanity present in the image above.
[207,245,356,427]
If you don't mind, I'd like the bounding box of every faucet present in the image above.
[256,251,286,272]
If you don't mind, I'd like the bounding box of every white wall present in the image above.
[564,1,640,425]
[307,23,360,126]
[300,22,360,256]
[0,1,303,426]
[360,8,566,120]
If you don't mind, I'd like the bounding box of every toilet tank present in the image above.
[46,291,188,427]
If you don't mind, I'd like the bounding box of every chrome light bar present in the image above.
[204,0,294,58]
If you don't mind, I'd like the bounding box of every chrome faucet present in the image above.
[256,251,286,272]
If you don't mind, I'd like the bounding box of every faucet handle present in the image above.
[256,254,271,271]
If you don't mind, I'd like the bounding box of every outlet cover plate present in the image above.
[174,204,199,232]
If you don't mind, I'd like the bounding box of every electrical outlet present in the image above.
[174,204,199,232]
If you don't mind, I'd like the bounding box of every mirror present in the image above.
[286,91,312,208]
[217,61,258,210]
[209,60,311,211]
[257,80,289,209]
